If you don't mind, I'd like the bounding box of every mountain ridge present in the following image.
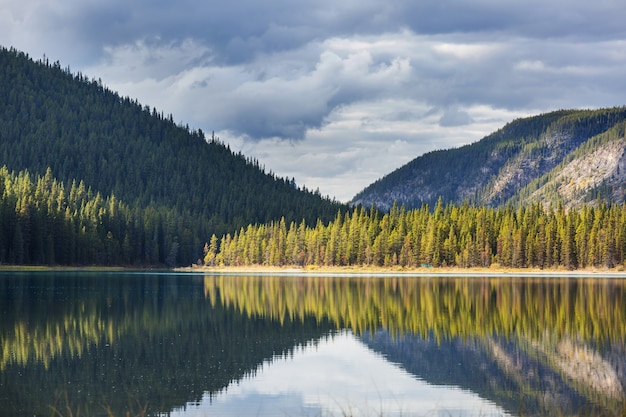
[352,107,626,210]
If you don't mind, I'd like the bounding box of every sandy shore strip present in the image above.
[176,264,626,277]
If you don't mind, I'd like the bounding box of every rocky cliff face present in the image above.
[352,107,626,210]
[523,138,626,208]
[478,131,580,206]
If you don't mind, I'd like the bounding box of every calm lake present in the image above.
[1,271,625,417]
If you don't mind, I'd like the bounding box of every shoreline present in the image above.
[0,265,168,272]
[2,263,626,277]
[177,264,626,277]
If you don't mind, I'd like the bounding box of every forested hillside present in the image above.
[0,46,346,265]
[0,166,182,265]
[352,107,626,210]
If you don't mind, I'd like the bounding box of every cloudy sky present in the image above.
[2,1,626,202]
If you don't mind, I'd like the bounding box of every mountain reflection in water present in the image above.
[0,272,625,416]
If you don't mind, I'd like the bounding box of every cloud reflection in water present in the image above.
[171,330,507,417]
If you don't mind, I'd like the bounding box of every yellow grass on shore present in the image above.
[178,263,626,276]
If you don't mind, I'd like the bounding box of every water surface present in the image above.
[1,271,625,416]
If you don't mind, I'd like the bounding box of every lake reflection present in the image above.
[1,272,625,417]
[174,331,503,417]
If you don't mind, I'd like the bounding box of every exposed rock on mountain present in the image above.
[352,108,626,210]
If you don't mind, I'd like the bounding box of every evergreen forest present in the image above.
[0,46,345,266]
[206,200,626,270]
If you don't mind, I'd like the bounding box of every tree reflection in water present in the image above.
[0,272,625,416]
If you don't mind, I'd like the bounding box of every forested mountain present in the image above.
[0,46,346,266]
[352,107,626,210]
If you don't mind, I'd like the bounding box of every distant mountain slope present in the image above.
[351,107,626,210]
[0,46,345,265]
[511,121,626,208]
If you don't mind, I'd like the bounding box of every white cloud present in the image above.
[432,42,502,60]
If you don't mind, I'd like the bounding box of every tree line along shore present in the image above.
[202,200,626,271]
[2,159,626,271]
